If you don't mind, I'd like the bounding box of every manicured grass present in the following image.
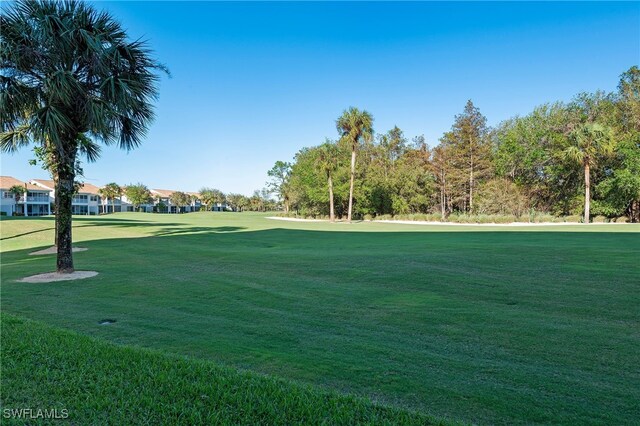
[1,313,438,425]
[1,213,639,424]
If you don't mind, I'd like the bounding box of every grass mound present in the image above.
[1,313,444,425]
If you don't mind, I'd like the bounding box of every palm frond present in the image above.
[0,123,33,153]
[1,0,167,160]
[77,134,101,162]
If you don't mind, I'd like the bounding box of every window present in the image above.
[90,195,99,202]
[3,191,13,198]
[27,204,49,216]
[72,205,89,215]
[73,194,88,203]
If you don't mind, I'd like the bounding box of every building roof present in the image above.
[30,179,55,190]
[31,179,102,195]
[79,182,102,195]
[0,176,49,191]
[151,189,176,198]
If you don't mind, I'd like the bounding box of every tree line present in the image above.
[94,183,277,212]
[270,66,640,223]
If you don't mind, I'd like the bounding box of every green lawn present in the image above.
[1,212,639,424]
[1,313,437,425]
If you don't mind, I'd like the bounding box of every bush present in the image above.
[563,215,583,223]
[614,216,629,223]
[529,212,563,223]
[592,215,608,223]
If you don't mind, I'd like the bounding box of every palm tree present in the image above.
[315,140,340,222]
[336,107,374,222]
[562,123,615,223]
[1,0,166,273]
[169,191,190,213]
[8,184,26,216]
[98,183,122,214]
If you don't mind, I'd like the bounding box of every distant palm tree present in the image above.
[315,140,340,222]
[8,184,26,215]
[336,107,374,222]
[169,191,190,213]
[99,183,122,214]
[562,123,615,223]
[1,1,167,272]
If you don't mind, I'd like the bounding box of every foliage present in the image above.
[8,184,25,202]
[336,107,374,221]
[199,187,226,210]
[98,182,122,213]
[0,0,166,272]
[124,183,152,209]
[439,100,493,213]
[278,67,640,223]
[267,161,292,211]
[226,193,249,212]
[169,191,190,208]
[474,178,529,216]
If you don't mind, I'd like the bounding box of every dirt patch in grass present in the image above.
[17,271,98,283]
[29,246,88,256]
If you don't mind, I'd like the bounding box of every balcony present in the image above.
[26,195,50,202]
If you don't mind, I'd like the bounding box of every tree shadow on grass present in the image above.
[151,226,246,236]
[0,227,56,241]
[0,217,189,241]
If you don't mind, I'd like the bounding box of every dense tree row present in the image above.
[199,187,277,212]
[111,183,277,212]
[271,67,640,223]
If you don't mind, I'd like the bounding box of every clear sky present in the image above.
[2,1,639,195]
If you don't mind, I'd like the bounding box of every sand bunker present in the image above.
[29,246,88,255]
[18,271,98,283]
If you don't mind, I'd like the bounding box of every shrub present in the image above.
[563,215,583,223]
[527,212,562,223]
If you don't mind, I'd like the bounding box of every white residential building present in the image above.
[30,179,103,215]
[150,189,201,213]
[99,195,131,214]
[0,176,52,216]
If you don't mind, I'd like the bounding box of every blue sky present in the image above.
[2,1,639,194]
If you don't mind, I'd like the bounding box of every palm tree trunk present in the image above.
[584,162,590,224]
[55,163,75,273]
[52,173,59,246]
[328,173,335,222]
[112,199,115,214]
[348,148,356,222]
